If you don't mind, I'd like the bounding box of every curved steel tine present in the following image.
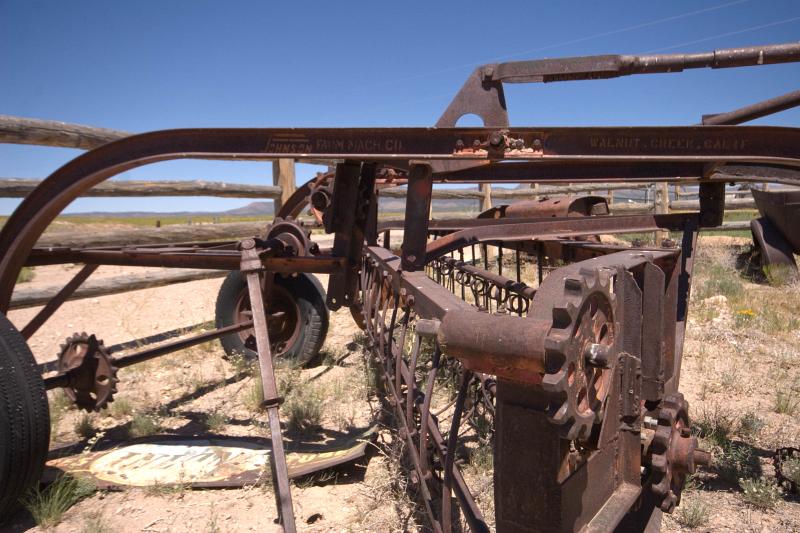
[419,342,442,477]
[406,333,422,432]
[442,368,473,533]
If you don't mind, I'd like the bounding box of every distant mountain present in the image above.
[221,201,274,216]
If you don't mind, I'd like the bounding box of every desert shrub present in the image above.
[737,412,765,441]
[108,397,133,418]
[718,442,756,483]
[781,456,800,487]
[74,413,96,439]
[204,411,228,432]
[774,389,799,415]
[129,414,160,438]
[675,496,710,528]
[285,385,325,433]
[693,404,736,448]
[739,477,782,510]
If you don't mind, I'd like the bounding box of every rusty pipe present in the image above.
[438,311,549,381]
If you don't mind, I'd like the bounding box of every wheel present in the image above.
[215,272,329,366]
[0,312,50,522]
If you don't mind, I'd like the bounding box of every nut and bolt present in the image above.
[584,343,611,368]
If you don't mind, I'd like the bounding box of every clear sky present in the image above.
[1,0,799,215]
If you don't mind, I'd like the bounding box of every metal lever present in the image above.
[240,238,296,533]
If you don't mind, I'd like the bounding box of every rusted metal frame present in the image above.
[363,247,487,529]
[424,212,696,262]
[438,42,800,127]
[434,256,534,315]
[703,89,800,126]
[434,160,800,188]
[405,333,422,436]
[25,247,346,274]
[441,257,536,299]
[377,283,393,371]
[3,125,799,311]
[44,320,254,390]
[240,241,296,532]
[21,263,98,339]
[400,163,434,271]
[326,160,362,310]
[670,216,700,393]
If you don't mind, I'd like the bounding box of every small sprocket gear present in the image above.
[57,332,119,412]
[542,267,617,442]
[649,392,711,513]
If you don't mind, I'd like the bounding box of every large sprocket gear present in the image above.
[649,392,710,513]
[542,267,617,442]
[57,332,119,412]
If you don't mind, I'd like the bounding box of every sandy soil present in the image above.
[3,236,799,532]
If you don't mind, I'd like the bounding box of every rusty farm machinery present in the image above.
[2,42,800,532]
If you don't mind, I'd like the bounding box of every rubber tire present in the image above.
[215,272,329,367]
[0,312,50,523]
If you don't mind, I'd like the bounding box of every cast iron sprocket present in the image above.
[57,332,119,412]
[649,392,710,513]
[542,267,617,442]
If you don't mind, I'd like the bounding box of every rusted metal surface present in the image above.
[478,196,609,219]
[2,42,799,532]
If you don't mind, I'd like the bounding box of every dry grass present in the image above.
[23,475,96,528]
[74,413,96,439]
[675,494,710,529]
[16,266,35,283]
[129,413,160,438]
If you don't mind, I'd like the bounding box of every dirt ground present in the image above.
[4,236,800,532]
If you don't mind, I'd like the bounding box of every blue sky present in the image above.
[1,0,799,214]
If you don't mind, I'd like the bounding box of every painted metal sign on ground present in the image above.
[45,430,374,489]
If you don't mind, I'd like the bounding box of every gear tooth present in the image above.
[563,421,583,441]
[651,454,667,471]
[564,276,583,294]
[542,370,567,392]
[660,493,677,513]
[544,334,568,353]
[549,403,570,425]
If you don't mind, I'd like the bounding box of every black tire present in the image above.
[0,312,50,522]
[215,272,329,367]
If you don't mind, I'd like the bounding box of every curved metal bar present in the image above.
[423,213,695,262]
[2,126,800,311]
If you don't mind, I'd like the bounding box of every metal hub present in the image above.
[234,282,302,357]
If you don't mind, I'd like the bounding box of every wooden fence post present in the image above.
[479,183,492,212]
[272,159,296,215]
[654,182,669,245]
